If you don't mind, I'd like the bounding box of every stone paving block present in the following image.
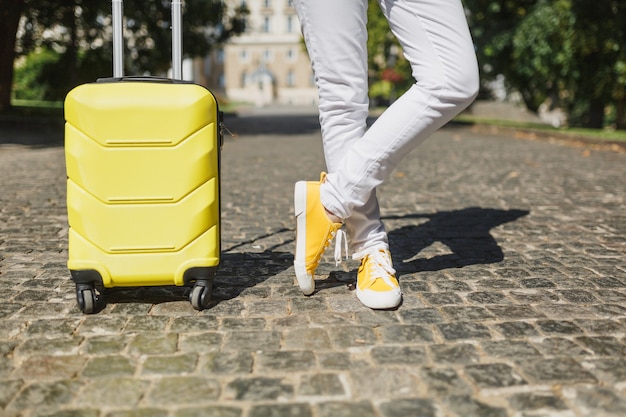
[248,403,312,417]
[506,392,569,415]
[173,405,242,417]
[379,398,438,417]
[141,353,198,375]
[78,316,128,335]
[14,354,87,381]
[81,335,129,355]
[179,332,223,353]
[419,366,472,397]
[223,331,282,352]
[575,336,626,356]
[430,343,480,364]
[106,409,170,417]
[442,306,496,321]
[520,358,598,383]
[147,376,221,405]
[536,319,584,335]
[124,315,170,332]
[531,337,593,357]
[398,307,445,324]
[15,337,82,358]
[255,351,317,372]
[201,351,254,375]
[316,400,377,417]
[316,352,370,370]
[378,324,434,344]
[33,409,101,417]
[24,318,81,337]
[127,333,178,357]
[75,377,148,407]
[581,358,626,383]
[82,355,136,378]
[7,380,82,410]
[566,387,626,417]
[464,363,527,388]
[437,321,492,340]
[444,395,508,417]
[283,328,332,350]
[0,379,24,409]
[348,366,422,399]
[480,340,542,359]
[170,316,220,332]
[297,373,346,397]
[221,317,267,331]
[371,345,427,365]
[465,291,512,304]
[224,377,294,401]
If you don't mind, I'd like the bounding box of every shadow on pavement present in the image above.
[223,113,321,136]
[0,120,64,147]
[95,207,527,310]
[99,236,295,311]
[386,207,529,275]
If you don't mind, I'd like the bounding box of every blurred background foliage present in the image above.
[1,0,625,130]
[367,0,625,129]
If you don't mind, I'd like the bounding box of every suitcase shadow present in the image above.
[101,232,296,311]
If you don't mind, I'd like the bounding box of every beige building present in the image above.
[196,0,318,106]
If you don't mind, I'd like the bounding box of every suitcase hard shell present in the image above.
[64,0,220,313]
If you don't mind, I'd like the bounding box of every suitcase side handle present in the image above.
[111,0,184,80]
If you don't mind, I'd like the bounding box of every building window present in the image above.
[217,49,225,63]
[287,15,294,33]
[263,49,273,62]
[286,48,296,61]
[241,71,247,87]
[287,0,294,7]
[263,0,271,8]
[240,49,248,62]
[262,16,270,33]
[287,70,295,87]
[219,74,225,89]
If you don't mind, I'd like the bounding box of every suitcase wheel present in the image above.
[76,284,97,314]
[190,279,212,311]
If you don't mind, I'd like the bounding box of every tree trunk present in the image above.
[587,98,605,129]
[616,97,625,130]
[0,0,26,112]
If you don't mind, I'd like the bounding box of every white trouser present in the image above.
[295,0,479,255]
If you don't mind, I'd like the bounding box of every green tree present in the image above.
[2,0,247,109]
[465,0,626,129]
[366,0,412,105]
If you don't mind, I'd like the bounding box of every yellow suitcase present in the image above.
[64,0,221,313]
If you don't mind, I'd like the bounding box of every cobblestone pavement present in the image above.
[1,108,625,417]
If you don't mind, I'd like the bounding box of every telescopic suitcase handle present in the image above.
[111,0,183,80]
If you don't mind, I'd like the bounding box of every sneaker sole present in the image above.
[356,287,402,310]
[294,181,315,295]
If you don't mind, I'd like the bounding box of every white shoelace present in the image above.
[353,248,397,287]
[333,229,348,266]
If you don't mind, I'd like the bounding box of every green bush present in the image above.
[13,47,61,101]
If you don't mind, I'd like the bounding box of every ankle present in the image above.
[325,208,342,224]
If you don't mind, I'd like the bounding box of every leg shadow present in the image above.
[386,207,529,274]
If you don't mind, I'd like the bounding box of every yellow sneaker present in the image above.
[294,173,343,295]
[355,249,402,309]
